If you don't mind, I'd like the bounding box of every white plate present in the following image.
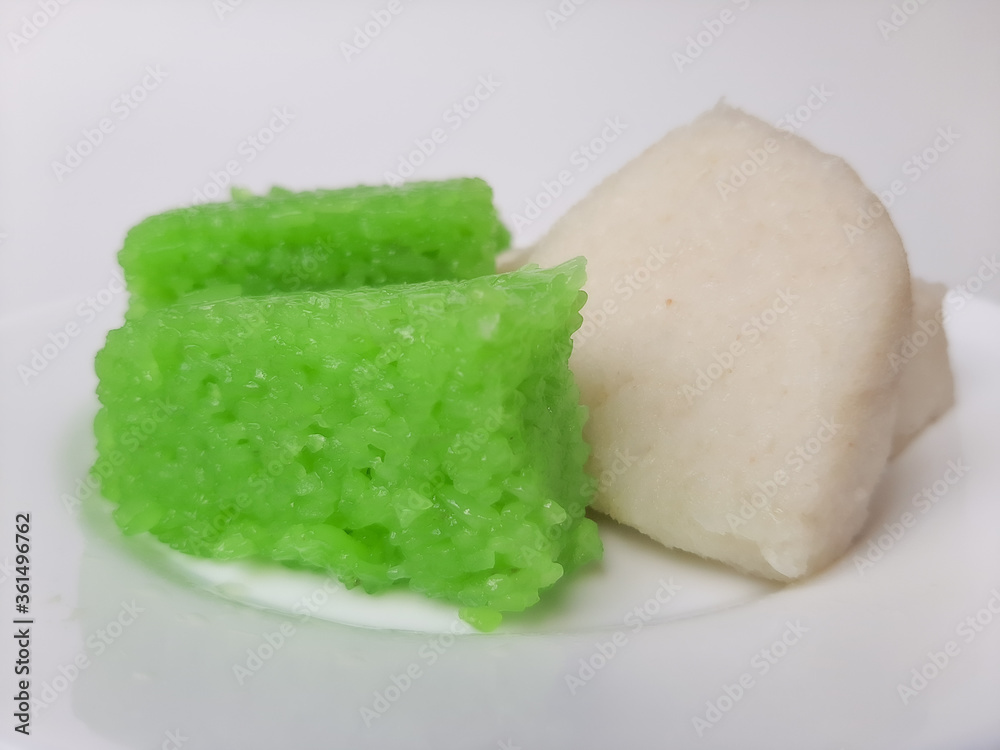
[2,294,999,750]
[2,3,999,749]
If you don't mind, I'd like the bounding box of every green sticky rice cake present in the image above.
[119,178,511,317]
[93,259,601,630]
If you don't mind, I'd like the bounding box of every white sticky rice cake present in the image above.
[891,279,956,456]
[527,103,921,580]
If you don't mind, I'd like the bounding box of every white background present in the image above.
[1,0,999,320]
[1,2,999,750]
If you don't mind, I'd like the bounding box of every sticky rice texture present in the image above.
[119,179,511,317]
[93,261,600,629]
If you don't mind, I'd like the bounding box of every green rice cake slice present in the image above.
[120,178,511,317]
[93,259,600,630]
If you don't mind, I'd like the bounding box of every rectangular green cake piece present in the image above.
[93,259,600,630]
[119,178,511,316]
